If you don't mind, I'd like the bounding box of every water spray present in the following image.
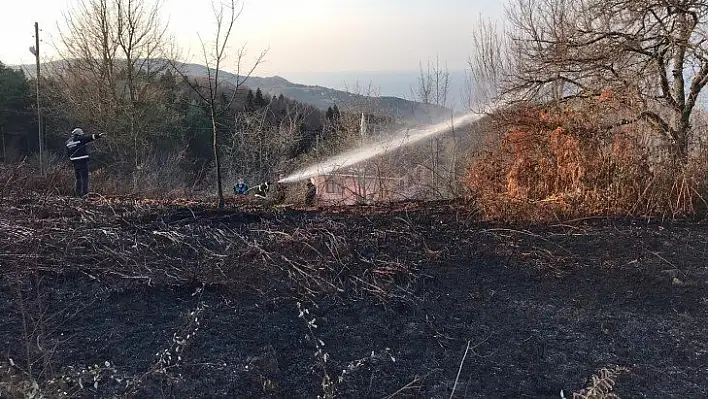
[278,103,497,184]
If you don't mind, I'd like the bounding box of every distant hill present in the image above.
[11,60,454,125]
[176,62,454,124]
[284,69,470,111]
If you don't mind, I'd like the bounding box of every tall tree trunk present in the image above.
[132,116,139,192]
[211,108,224,209]
[671,131,689,163]
[674,114,691,162]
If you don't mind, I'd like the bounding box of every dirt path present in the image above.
[1,195,706,398]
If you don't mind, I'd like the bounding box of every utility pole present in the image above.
[30,22,43,176]
[1,126,5,163]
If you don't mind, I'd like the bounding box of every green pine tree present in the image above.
[0,61,33,154]
[245,89,255,111]
[254,88,266,107]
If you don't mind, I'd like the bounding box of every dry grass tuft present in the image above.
[572,366,630,399]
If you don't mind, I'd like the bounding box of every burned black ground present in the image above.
[1,194,706,398]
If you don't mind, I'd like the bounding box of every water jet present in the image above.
[278,107,493,183]
[278,104,495,185]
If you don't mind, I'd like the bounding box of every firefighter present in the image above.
[233,178,249,195]
[254,181,270,199]
[65,128,104,197]
[305,179,316,206]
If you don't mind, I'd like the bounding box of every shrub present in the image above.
[468,102,708,221]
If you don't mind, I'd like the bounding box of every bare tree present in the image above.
[53,0,176,189]
[114,0,173,186]
[417,56,450,108]
[226,98,292,184]
[416,56,451,194]
[173,0,267,208]
[53,0,120,130]
[504,0,708,160]
[467,16,514,108]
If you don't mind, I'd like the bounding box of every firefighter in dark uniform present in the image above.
[65,128,104,197]
[234,178,249,195]
[254,181,270,199]
[305,179,317,206]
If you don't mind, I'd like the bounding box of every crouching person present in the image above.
[234,178,249,195]
[65,128,104,197]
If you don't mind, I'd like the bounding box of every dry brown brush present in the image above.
[468,99,708,222]
[0,153,207,199]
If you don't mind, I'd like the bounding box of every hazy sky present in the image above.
[0,0,504,76]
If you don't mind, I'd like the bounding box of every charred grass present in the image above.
[0,193,707,398]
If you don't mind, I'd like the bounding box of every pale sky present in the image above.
[0,0,504,76]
